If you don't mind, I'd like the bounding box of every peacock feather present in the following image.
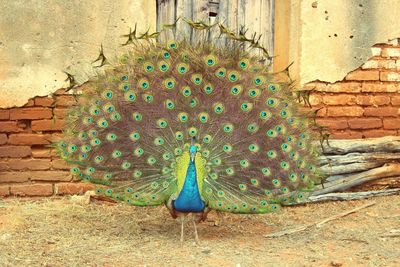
[56,22,321,217]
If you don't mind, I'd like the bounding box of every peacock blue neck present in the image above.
[173,158,205,213]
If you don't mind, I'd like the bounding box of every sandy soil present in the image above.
[0,195,399,267]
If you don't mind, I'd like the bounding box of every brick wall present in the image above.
[308,39,400,139]
[1,40,400,197]
[0,89,93,197]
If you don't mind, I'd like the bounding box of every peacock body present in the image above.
[57,31,320,233]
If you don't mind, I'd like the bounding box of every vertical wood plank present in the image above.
[238,0,246,31]
[243,0,260,54]
[155,0,275,60]
[191,0,210,43]
[260,0,274,64]
[175,0,193,40]
[157,0,176,41]
[214,0,229,47]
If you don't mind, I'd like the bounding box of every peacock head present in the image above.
[189,138,198,162]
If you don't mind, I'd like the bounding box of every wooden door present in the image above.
[156,0,274,61]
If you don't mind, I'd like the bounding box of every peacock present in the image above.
[56,21,320,242]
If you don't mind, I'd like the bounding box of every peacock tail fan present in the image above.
[56,23,322,214]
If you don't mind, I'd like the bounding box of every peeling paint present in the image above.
[275,0,400,85]
[0,0,156,108]
[1,0,400,108]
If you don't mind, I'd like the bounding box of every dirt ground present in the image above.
[0,195,399,267]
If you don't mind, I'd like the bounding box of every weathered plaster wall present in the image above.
[2,0,400,108]
[274,0,400,85]
[0,0,156,108]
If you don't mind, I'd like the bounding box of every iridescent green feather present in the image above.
[57,33,320,213]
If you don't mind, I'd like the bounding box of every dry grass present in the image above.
[0,195,399,267]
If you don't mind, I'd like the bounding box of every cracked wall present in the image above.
[274,0,400,85]
[2,0,400,108]
[0,0,156,108]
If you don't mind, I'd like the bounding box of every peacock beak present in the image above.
[189,145,197,162]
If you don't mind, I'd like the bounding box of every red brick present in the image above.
[371,47,382,57]
[348,118,382,129]
[8,134,52,145]
[345,70,380,81]
[34,97,54,107]
[0,161,8,171]
[32,119,64,131]
[53,108,68,119]
[8,159,51,171]
[303,82,324,90]
[0,121,24,133]
[391,96,400,106]
[50,133,63,143]
[326,106,364,117]
[316,82,362,93]
[32,148,52,158]
[308,93,322,106]
[55,95,77,106]
[362,59,396,69]
[363,107,400,117]
[383,119,400,129]
[361,82,400,92]
[362,129,397,138]
[298,107,326,117]
[316,119,348,130]
[322,94,356,105]
[0,134,7,145]
[30,171,71,182]
[380,72,400,82]
[55,182,94,195]
[0,110,9,120]
[356,95,391,106]
[0,146,31,157]
[9,107,52,120]
[54,88,68,95]
[0,172,30,182]
[23,99,35,107]
[0,185,10,196]
[52,159,70,170]
[10,183,53,196]
[330,131,364,139]
[382,47,400,57]
[316,107,327,117]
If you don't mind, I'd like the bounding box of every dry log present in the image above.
[352,177,400,191]
[311,163,400,195]
[320,162,383,176]
[307,188,400,202]
[314,137,400,191]
[318,136,400,155]
[319,152,400,166]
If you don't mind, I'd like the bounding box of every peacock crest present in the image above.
[56,20,321,217]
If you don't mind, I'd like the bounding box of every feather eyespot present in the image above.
[223,123,233,133]
[176,63,189,74]
[215,67,226,77]
[230,85,242,95]
[238,59,249,69]
[143,62,154,72]
[203,83,214,94]
[204,55,217,66]
[228,70,240,82]
[167,40,178,49]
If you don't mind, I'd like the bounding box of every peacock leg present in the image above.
[180,216,185,243]
[192,214,199,243]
